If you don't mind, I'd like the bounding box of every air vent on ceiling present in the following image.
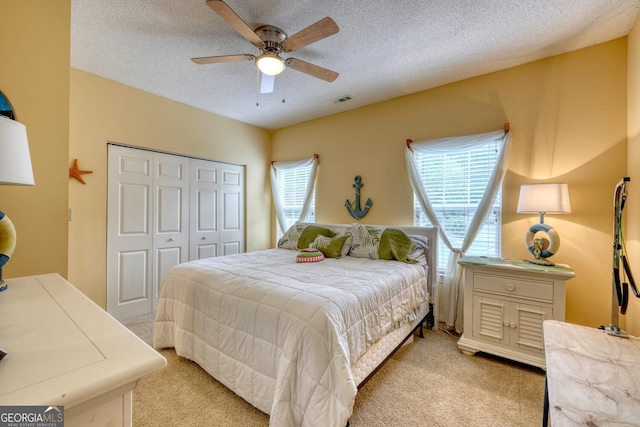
[332,95,353,104]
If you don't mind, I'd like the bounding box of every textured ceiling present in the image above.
[71,0,640,130]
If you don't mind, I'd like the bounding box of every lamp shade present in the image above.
[0,116,34,186]
[256,53,286,76]
[517,183,571,214]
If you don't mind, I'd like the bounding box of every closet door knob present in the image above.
[168,237,174,242]
[506,284,515,291]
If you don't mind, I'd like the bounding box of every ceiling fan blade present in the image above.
[260,73,275,93]
[281,17,339,52]
[206,0,263,46]
[286,58,338,82]
[192,54,255,64]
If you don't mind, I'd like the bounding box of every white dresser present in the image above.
[0,274,166,427]
[457,257,575,369]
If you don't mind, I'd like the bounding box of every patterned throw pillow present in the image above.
[340,235,352,257]
[309,234,350,258]
[348,223,382,259]
[408,234,429,265]
[277,224,307,250]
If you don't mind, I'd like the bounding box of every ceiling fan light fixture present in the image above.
[256,53,285,76]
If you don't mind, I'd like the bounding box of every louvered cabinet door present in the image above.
[511,303,552,354]
[471,296,552,355]
[457,257,575,369]
[472,295,508,345]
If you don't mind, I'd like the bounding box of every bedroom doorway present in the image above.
[106,144,245,320]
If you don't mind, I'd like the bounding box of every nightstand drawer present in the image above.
[474,273,553,301]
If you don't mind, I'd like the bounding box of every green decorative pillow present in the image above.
[349,224,418,263]
[277,224,307,250]
[297,225,336,249]
[379,228,418,263]
[310,234,350,258]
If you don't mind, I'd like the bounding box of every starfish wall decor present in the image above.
[69,159,93,184]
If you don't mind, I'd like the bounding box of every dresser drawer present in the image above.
[474,273,553,301]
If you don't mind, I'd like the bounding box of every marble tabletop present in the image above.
[543,320,640,426]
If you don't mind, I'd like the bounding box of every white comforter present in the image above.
[153,248,428,427]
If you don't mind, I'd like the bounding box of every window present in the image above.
[413,140,502,269]
[271,156,319,240]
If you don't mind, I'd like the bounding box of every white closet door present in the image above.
[107,145,244,320]
[220,163,245,255]
[152,153,190,311]
[107,145,155,319]
[190,158,220,260]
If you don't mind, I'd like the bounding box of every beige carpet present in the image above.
[123,314,545,426]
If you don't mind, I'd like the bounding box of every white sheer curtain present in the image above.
[405,129,512,332]
[270,155,319,235]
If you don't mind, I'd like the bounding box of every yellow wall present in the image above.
[626,18,640,334]
[0,1,70,279]
[3,0,639,335]
[272,39,631,333]
[68,69,272,307]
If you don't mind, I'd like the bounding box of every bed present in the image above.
[153,222,438,427]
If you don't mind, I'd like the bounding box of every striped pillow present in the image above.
[296,249,324,263]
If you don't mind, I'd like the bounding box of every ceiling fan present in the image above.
[192,0,339,93]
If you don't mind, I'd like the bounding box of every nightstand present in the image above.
[457,257,575,369]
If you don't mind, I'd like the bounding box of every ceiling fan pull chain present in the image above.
[256,68,260,107]
[282,77,286,104]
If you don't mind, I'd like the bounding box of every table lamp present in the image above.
[0,115,35,291]
[517,183,571,266]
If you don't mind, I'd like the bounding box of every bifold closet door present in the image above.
[107,145,189,320]
[189,160,245,259]
[108,145,245,320]
[107,146,154,319]
[152,152,189,312]
[219,163,245,256]
[190,159,220,259]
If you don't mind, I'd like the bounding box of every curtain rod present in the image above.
[271,153,320,166]
[407,123,511,148]
[406,139,414,154]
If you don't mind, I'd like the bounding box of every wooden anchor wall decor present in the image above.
[345,175,372,219]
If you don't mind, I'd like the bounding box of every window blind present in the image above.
[276,165,316,239]
[414,140,502,269]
